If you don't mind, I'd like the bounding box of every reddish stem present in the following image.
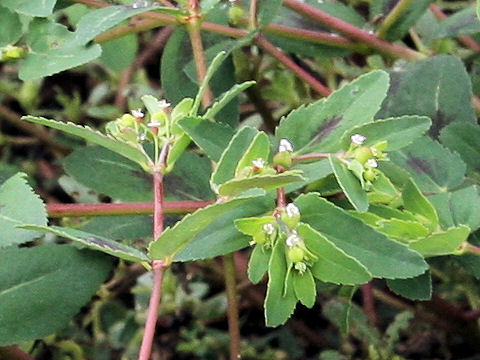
[138,145,170,360]
[46,201,211,217]
[429,4,480,51]
[292,152,331,162]
[0,346,35,360]
[255,35,331,97]
[283,0,425,60]
[361,282,377,326]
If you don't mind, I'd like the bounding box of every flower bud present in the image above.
[273,151,292,169]
[288,246,305,263]
[363,168,377,181]
[353,146,373,164]
[281,203,301,229]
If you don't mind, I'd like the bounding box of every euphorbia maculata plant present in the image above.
[1,0,480,359]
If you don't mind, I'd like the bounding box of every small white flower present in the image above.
[286,232,301,248]
[366,158,378,168]
[147,121,162,127]
[131,109,144,118]
[278,138,294,153]
[351,134,366,145]
[294,262,307,273]
[252,158,265,168]
[138,133,147,141]
[158,99,171,109]
[263,223,275,235]
[285,203,300,218]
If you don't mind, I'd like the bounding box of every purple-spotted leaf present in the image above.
[19,225,149,263]
[276,70,389,154]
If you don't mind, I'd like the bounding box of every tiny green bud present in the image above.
[288,247,305,263]
[228,4,244,25]
[2,45,26,60]
[281,203,301,229]
[118,114,136,128]
[354,146,373,165]
[273,151,292,169]
[363,168,377,181]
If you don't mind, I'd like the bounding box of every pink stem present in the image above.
[46,201,212,217]
[138,145,170,360]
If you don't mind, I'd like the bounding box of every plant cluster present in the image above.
[1,0,480,359]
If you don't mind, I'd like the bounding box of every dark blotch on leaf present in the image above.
[430,110,455,139]
[406,156,433,176]
[313,116,343,144]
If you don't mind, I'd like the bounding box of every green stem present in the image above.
[282,0,425,60]
[224,253,242,360]
[376,0,414,39]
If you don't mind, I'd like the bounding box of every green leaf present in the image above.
[19,19,102,80]
[440,122,480,175]
[0,245,112,345]
[436,7,480,38]
[329,155,368,212]
[1,0,57,17]
[74,4,160,45]
[369,204,418,222]
[340,116,432,151]
[164,152,216,201]
[376,219,430,242]
[298,224,372,285]
[0,173,47,248]
[390,136,466,194]
[258,0,283,26]
[372,0,433,41]
[284,160,333,193]
[191,51,229,116]
[323,298,381,345]
[276,71,390,154]
[177,117,234,162]
[81,215,152,240]
[292,269,316,308]
[235,132,271,176]
[211,126,259,188]
[64,146,152,202]
[149,191,268,260]
[265,239,298,327]
[0,6,23,47]
[235,216,276,236]
[22,116,151,170]
[20,225,150,262]
[248,244,271,284]
[429,186,480,232]
[296,193,428,279]
[218,171,304,197]
[402,179,439,229]
[162,29,241,127]
[203,81,256,120]
[377,55,476,138]
[387,271,432,301]
[367,172,399,204]
[409,226,470,257]
[174,195,273,262]
[100,33,138,72]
